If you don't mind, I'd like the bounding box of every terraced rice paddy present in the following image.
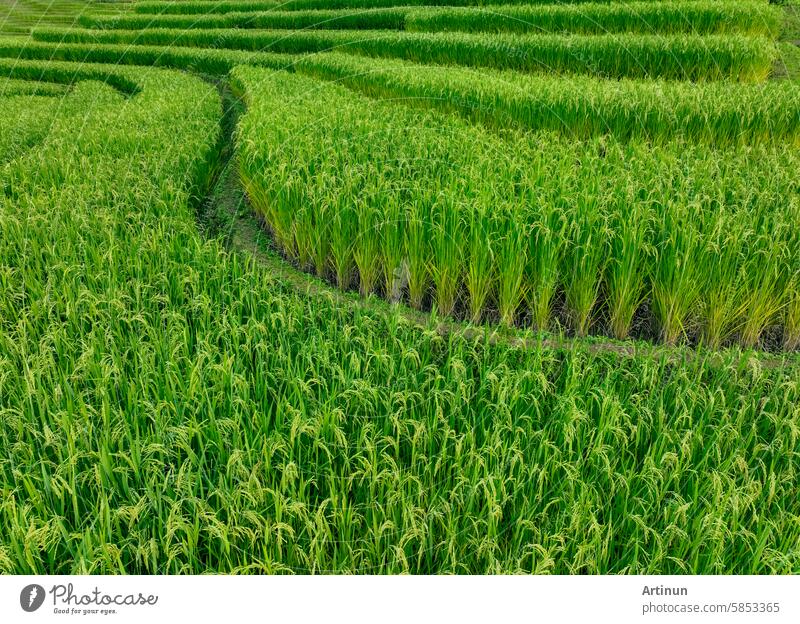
[0,0,799,575]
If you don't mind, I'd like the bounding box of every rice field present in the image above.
[0,0,799,575]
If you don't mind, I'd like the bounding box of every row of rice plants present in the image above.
[88,1,780,37]
[1,63,798,575]
[0,77,68,96]
[296,53,800,146]
[131,0,602,16]
[32,26,776,81]
[0,37,293,75]
[9,40,794,147]
[88,7,410,31]
[0,56,145,93]
[405,1,781,35]
[234,66,800,349]
[6,37,795,147]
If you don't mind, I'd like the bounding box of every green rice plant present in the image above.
[563,192,608,337]
[354,198,383,296]
[381,196,406,302]
[693,208,752,350]
[0,55,799,576]
[32,27,777,82]
[785,287,800,350]
[495,209,527,327]
[241,164,296,256]
[302,184,331,278]
[784,208,800,350]
[526,200,564,333]
[0,55,142,93]
[330,188,358,290]
[405,204,430,310]
[0,94,61,164]
[0,0,115,35]
[606,201,652,340]
[651,204,704,345]
[430,196,463,316]
[294,202,316,272]
[1,0,800,579]
[465,206,494,323]
[737,231,789,349]
[7,42,795,147]
[699,236,743,349]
